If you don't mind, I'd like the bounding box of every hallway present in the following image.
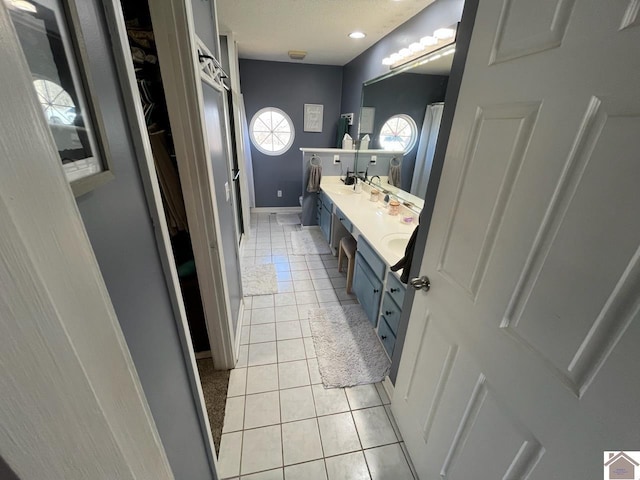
[217,213,416,479]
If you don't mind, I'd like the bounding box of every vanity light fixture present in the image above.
[7,0,37,12]
[349,31,366,39]
[381,23,458,69]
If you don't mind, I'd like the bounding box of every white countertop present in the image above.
[320,176,418,266]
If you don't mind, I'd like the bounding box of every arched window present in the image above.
[379,114,418,153]
[249,107,295,155]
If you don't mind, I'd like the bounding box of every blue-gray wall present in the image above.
[341,0,464,133]
[75,1,213,478]
[363,73,448,191]
[239,60,343,207]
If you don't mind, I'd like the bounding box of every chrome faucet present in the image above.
[371,175,381,186]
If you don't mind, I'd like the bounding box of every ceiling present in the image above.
[216,0,437,66]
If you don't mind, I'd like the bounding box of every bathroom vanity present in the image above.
[318,175,422,360]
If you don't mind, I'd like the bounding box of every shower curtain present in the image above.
[410,103,444,197]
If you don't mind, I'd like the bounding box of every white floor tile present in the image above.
[311,278,334,290]
[282,418,323,466]
[252,308,276,325]
[300,319,312,337]
[218,431,242,479]
[278,359,311,389]
[277,281,294,293]
[291,270,311,281]
[275,305,300,322]
[364,444,413,480]
[275,262,291,273]
[325,451,370,480]
[309,269,329,280]
[297,303,318,320]
[330,277,347,289]
[307,358,322,384]
[306,260,325,270]
[312,384,350,416]
[277,339,306,363]
[245,297,253,310]
[222,396,245,433]
[303,337,316,358]
[284,459,327,480]
[250,323,277,344]
[241,326,250,345]
[294,280,316,292]
[252,295,275,309]
[246,364,279,394]
[243,310,252,326]
[335,290,356,302]
[400,442,418,479]
[345,384,382,410]
[241,425,283,475]
[275,292,296,307]
[280,385,316,423]
[277,271,293,282]
[384,405,403,441]
[244,391,280,429]
[256,255,273,265]
[227,368,247,397]
[248,342,278,366]
[295,291,317,304]
[242,468,284,480]
[276,321,302,340]
[315,289,338,303]
[351,407,397,449]
[272,253,289,262]
[318,301,341,309]
[289,261,308,271]
[317,412,361,457]
[325,268,343,278]
[237,345,249,368]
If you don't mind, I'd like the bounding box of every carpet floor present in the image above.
[196,357,230,455]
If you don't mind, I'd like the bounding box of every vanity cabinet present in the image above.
[317,191,333,243]
[377,274,406,357]
[352,236,385,327]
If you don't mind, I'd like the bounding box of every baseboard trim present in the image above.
[251,207,302,214]
[383,375,395,402]
[194,350,212,360]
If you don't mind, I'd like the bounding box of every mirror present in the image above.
[357,44,455,203]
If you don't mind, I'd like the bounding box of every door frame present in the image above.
[0,3,173,477]
[102,0,229,475]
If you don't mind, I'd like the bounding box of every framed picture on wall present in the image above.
[8,0,114,197]
[303,103,324,132]
[359,106,375,135]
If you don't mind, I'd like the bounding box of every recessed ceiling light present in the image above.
[348,31,366,39]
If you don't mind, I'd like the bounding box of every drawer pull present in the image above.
[373,289,379,293]
[385,310,393,316]
[381,335,387,340]
[390,288,399,293]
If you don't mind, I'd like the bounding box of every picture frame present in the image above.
[303,103,324,132]
[8,0,114,197]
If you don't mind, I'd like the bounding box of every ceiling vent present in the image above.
[288,50,307,60]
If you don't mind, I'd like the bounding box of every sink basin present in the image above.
[383,233,411,257]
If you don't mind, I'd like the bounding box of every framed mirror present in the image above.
[8,0,114,196]
[357,33,457,204]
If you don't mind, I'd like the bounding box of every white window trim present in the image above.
[249,107,295,156]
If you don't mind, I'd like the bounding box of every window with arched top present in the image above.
[379,114,418,153]
[249,107,295,155]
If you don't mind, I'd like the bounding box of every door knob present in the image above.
[410,276,431,291]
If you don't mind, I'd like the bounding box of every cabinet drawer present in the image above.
[378,316,396,358]
[335,207,353,233]
[353,253,383,327]
[357,235,386,281]
[381,293,401,335]
[386,273,406,308]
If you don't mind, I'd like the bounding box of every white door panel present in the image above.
[393,0,640,477]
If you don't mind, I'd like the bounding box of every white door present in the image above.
[393,1,640,478]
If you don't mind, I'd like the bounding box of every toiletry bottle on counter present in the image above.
[388,199,400,216]
[342,133,353,150]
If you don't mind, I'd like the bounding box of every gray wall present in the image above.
[239,59,343,207]
[191,0,218,58]
[75,1,213,478]
[341,0,464,134]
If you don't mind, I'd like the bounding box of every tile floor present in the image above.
[217,213,416,480]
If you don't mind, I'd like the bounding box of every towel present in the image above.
[307,164,322,192]
[389,162,402,187]
[391,224,420,283]
[336,117,349,148]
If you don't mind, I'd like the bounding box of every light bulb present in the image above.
[409,42,424,53]
[382,57,393,65]
[389,53,402,62]
[399,48,411,58]
[420,36,437,46]
[348,31,366,39]
[434,28,455,39]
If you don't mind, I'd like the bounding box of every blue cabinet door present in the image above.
[320,204,331,243]
[353,253,383,327]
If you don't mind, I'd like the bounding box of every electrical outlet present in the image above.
[370,155,377,165]
[277,190,282,198]
[333,154,340,164]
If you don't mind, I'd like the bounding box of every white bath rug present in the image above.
[290,227,332,255]
[309,305,391,388]
[276,213,301,225]
[242,263,278,296]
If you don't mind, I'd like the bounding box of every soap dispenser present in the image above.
[354,178,362,194]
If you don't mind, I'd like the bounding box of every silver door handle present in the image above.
[410,276,431,291]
